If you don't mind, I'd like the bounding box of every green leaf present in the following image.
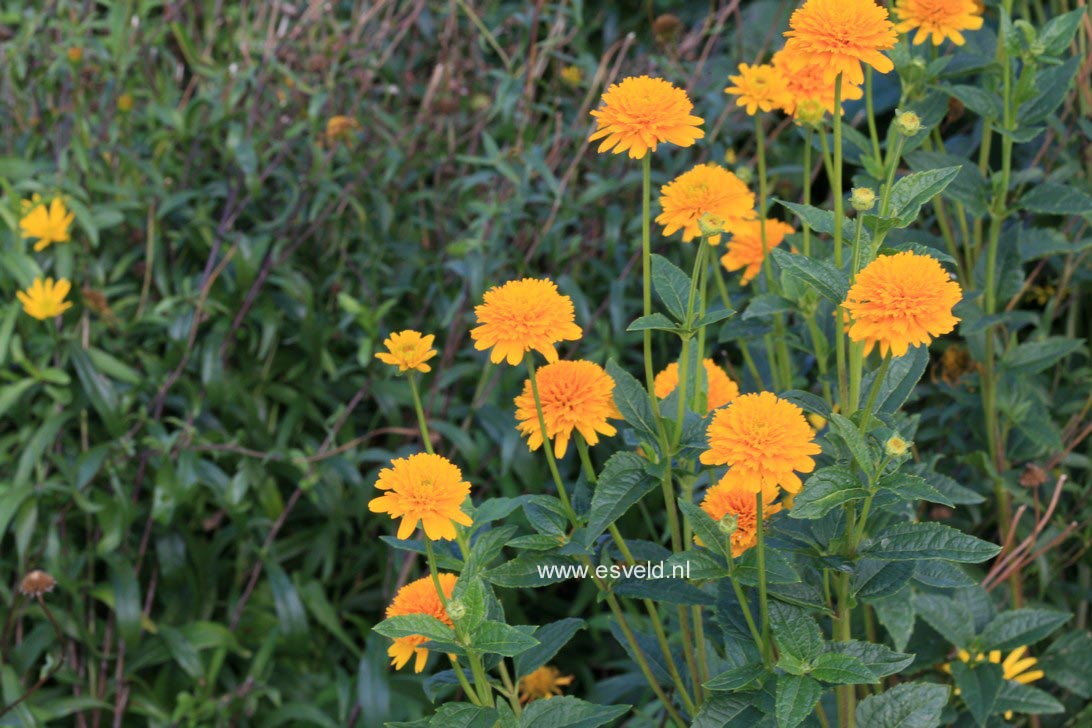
[789,466,868,520]
[810,653,877,685]
[770,601,822,662]
[851,559,914,600]
[1039,630,1092,699]
[769,248,848,304]
[905,151,989,218]
[1038,8,1087,57]
[1019,57,1080,125]
[947,85,1002,120]
[912,561,976,589]
[855,681,949,728]
[585,452,659,547]
[651,254,690,322]
[109,558,144,645]
[691,695,764,727]
[514,618,585,678]
[614,576,714,606]
[864,522,1001,563]
[429,703,501,728]
[1000,336,1085,375]
[69,345,124,437]
[860,345,928,416]
[976,609,1070,651]
[486,553,581,588]
[994,681,1065,716]
[913,593,974,648]
[606,360,658,443]
[518,696,629,728]
[887,166,962,226]
[678,498,732,561]
[743,294,794,320]
[626,313,681,334]
[828,413,873,471]
[873,593,915,651]
[952,661,1003,727]
[1020,182,1092,216]
[693,305,735,329]
[775,674,821,728]
[876,473,954,507]
[373,614,456,642]
[704,663,768,692]
[469,620,539,656]
[823,640,914,678]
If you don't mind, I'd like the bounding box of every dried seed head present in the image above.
[20,570,55,597]
[1019,463,1047,488]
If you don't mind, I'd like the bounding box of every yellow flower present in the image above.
[560,65,583,86]
[656,164,756,245]
[698,479,782,556]
[719,218,795,285]
[782,0,898,86]
[700,392,821,495]
[368,453,473,540]
[944,646,1043,720]
[471,278,582,366]
[117,93,133,112]
[894,0,984,46]
[772,49,863,117]
[19,194,74,251]
[385,573,457,673]
[325,115,360,144]
[17,278,74,320]
[724,63,792,116]
[514,360,620,458]
[519,665,574,703]
[654,358,740,412]
[588,76,704,159]
[376,330,437,373]
[842,251,962,357]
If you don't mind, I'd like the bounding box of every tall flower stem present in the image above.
[728,556,766,659]
[408,374,434,455]
[524,354,577,525]
[864,67,882,166]
[830,76,849,410]
[640,154,662,417]
[755,115,792,390]
[755,493,772,664]
[673,240,710,447]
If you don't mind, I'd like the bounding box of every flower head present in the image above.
[368,453,473,540]
[724,63,792,116]
[944,646,1043,720]
[385,573,457,672]
[19,570,56,597]
[515,360,620,458]
[471,279,582,366]
[772,49,863,117]
[560,65,583,86]
[782,0,898,86]
[894,0,983,46]
[519,665,574,703]
[720,218,795,285]
[842,251,962,357]
[376,330,437,374]
[700,392,821,494]
[656,164,756,245]
[17,278,74,320]
[698,479,782,556]
[589,76,704,159]
[325,115,360,145]
[654,358,740,412]
[19,194,74,251]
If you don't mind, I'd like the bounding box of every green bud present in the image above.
[850,187,877,212]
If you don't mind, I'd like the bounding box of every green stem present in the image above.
[754,115,792,390]
[408,374,434,455]
[712,261,764,389]
[524,354,578,525]
[640,154,663,423]
[497,661,522,716]
[756,494,771,665]
[864,67,882,166]
[859,356,890,437]
[450,657,484,706]
[728,556,766,657]
[803,128,813,257]
[831,76,849,410]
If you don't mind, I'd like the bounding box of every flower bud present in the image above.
[733,165,754,185]
[850,187,876,211]
[446,599,467,621]
[724,148,738,165]
[20,570,56,597]
[893,110,921,137]
[717,513,739,537]
[698,213,727,238]
[885,435,910,457]
[794,99,826,127]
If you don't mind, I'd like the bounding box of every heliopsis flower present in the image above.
[588,76,704,159]
[894,0,983,46]
[17,278,74,320]
[514,360,620,458]
[559,65,583,86]
[376,330,437,373]
[720,218,795,285]
[471,278,582,366]
[782,0,898,86]
[368,453,473,540]
[943,646,1043,720]
[700,392,821,494]
[842,251,962,357]
[385,573,457,672]
[519,665,574,703]
[654,359,740,411]
[19,194,74,251]
[656,164,756,244]
[724,63,792,116]
[325,115,360,145]
[771,49,863,117]
[698,479,782,556]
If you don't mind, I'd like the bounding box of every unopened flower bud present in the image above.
[446,599,466,621]
[850,187,876,211]
[698,213,727,238]
[733,165,754,185]
[794,99,826,127]
[894,110,921,137]
[724,148,738,165]
[20,570,56,597]
[717,513,739,537]
[885,435,910,457]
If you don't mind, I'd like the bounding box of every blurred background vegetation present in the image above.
[0,0,1088,725]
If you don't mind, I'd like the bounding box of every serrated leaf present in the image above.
[855,681,949,728]
[994,681,1065,716]
[585,453,659,546]
[704,663,768,691]
[373,614,455,642]
[952,661,1003,727]
[873,593,915,651]
[614,576,714,606]
[828,413,873,471]
[859,345,928,416]
[469,620,539,656]
[769,248,848,304]
[626,313,681,333]
[651,254,690,322]
[775,674,821,728]
[770,601,822,662]
[679,498,732,561]
[486,553,580,588]
[876,473,954,507]
[913,593,974,648]
[1020,182,1092,216]
[514,618,585,678]
[519,696,629,728]
[429,703,500,728]
[789,466,868,520]
[1000,336,1085,375]
[864,522,1001,563]
[606,360,658,443]
[887,166,962,226]
[1039,630,1092,699]
[976,609,1070,651]
[810,652,877,685]
[947,85,1002,120]
[824,640,914,678]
